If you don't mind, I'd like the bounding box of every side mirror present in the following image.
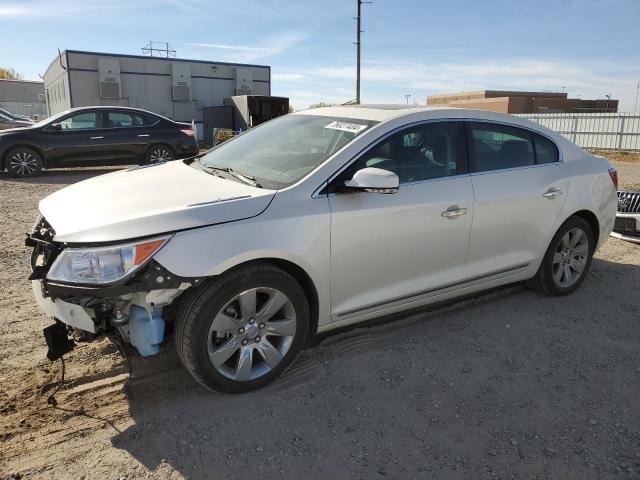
[50,123,62,131]
[344,167,399,194]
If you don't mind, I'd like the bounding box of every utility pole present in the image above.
[355,0,371,104]
[634,72,639,114]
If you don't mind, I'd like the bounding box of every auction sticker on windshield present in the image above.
[324,121,369,134]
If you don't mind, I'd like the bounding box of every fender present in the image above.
[153,193,333,328]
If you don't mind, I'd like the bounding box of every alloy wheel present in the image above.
[10,151,38,176]
[207,287,297,381]
[148,147,172,163]
[552,227,589,288]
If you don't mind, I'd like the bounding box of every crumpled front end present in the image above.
[27,217,198,359]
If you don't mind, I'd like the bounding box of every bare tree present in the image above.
[308,102,337,109]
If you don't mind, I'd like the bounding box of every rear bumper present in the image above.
[175,139,198,158]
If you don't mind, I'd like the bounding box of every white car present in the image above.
[28,106,617,393]
[611,190,640,243]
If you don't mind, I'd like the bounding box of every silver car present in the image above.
[28,106,617,393]
[0,108,33,130]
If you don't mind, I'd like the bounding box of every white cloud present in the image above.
[272,73,308,82]
[275,58,640,111]
[182,32,306,63]
[0,0,202,18]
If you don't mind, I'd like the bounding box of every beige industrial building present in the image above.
[426,90,618,114]
[43,50,271,128]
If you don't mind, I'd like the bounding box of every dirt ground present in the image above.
[1,158,639,480]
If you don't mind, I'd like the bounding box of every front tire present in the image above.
[144,144,174,165]
[527,216,594,296]
[174,263,310,393]
[6,147,43,178]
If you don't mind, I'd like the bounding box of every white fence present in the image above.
[517,113,640,151]
[0,101,49,120]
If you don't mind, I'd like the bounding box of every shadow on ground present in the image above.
[111,258,640,479]
[0,167,124,185]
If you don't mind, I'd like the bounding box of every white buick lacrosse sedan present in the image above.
[28,105,617,392]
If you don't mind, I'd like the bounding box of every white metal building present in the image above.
[43,50,271,130]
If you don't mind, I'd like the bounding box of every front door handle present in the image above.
[543,188,563,199]
[441,206,467,218]
[90,136,104,140]
[137,134,150,137]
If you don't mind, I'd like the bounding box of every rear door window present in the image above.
[468,122,535,172]
[106,111,134,128]
[133,113,158,126]
[533,133,559,164]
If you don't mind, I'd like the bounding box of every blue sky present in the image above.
[2,0,639,111]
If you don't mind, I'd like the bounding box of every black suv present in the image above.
[0,106,199,177]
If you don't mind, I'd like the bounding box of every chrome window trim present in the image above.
[101,110,161,131]
[468,160,565,177]
[313,116,564,198]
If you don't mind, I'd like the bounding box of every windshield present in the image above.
[198,114,378,189]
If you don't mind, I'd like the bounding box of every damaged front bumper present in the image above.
[610,212,640,244]
[27,218,200,359]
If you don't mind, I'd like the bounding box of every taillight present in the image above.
[608,168,618,189]
[180,128,194,137]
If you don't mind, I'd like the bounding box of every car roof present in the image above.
[65,106,163,116]
[294,104,557,133]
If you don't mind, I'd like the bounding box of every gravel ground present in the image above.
[1,159,639,480]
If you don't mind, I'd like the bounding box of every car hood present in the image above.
[0,125,29,133]
[39,161,276,243]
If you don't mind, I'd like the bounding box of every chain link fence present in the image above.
[517,112,640,151]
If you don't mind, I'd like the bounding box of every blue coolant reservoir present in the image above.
[128,305,165,356]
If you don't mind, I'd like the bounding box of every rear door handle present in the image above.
[90,136,104,140]
[543,188,563,199]
[137,134,150,137]
[441,206,467,218]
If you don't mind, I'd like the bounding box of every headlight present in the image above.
[46,237,170,285]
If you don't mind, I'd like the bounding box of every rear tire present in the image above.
[6,147,43,178]
[527,216,594,296]
[144,144,174,165]
[174,263,310,393]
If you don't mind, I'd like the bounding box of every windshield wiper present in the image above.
[198,162,262,188]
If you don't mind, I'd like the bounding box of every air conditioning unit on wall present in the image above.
[98,57,121,99]
[172,63,191,101]
[234,67,253,96]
